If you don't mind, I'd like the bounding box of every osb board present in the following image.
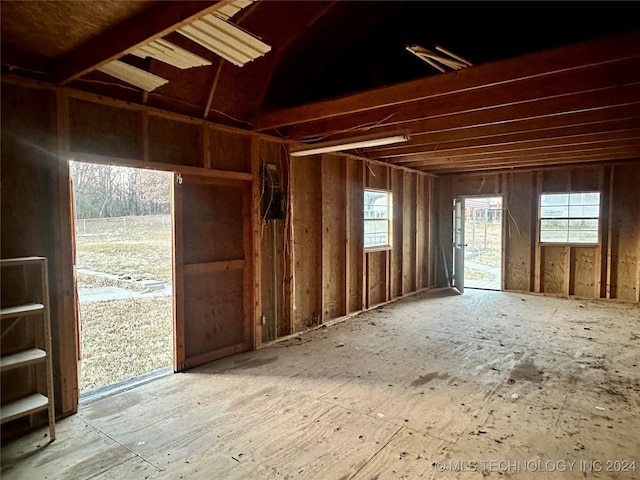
[291,157,321,331]
[1,263,40,308]
[1,82,77,421]
[148,115,202,167]
[1,367,37,405]
[210,128,251,173]
[571,165,602,191]
[368,251,387,306]
[181,180,244,264]
[540,246,567,294]
[609,162,640,301]
[402,171,417,294]
[503,172,534,291]
[570,247,597,297]
[69,98,143,159]
[321,155,346,320]
[541,168,571,192]
[391,169,404,298]
[0,1,154,59]
[347,159,364,313]
[183,267,246,359]
[366,162,388,190]
[2,84,57,260]
[451,173,500,197]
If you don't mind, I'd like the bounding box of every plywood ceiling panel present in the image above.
[0,1,157,60]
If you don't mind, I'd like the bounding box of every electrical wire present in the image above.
[283,113,398,143]
[71,77,254,126]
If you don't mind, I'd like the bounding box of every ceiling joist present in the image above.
[252,31,640,131]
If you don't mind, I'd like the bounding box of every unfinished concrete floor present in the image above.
[2,289,639,479]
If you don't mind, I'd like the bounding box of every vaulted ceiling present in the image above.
[2,1,639,174]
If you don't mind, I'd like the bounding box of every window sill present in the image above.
[538,242,599,247]
[365,246,392,253]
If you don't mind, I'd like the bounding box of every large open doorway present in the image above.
[70,162,174,398]
[463,196,503,290]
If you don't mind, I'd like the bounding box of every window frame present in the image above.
[538,191,601,246]
[364,188,393,251]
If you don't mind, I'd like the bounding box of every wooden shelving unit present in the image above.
[1,257,56,440]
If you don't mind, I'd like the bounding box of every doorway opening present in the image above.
[70,162,174,399]
[463,196,503,290]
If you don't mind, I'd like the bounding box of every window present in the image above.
[364,189,392,249]
[539,192,600,244]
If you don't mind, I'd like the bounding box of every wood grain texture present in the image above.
[69,98,143,159]
[4,289,639,479]
[291,157,321,331]
[540,246,567,295]
[570,247,597,297]
[347,159,364,314]
[321,154,346,320]
[609,163,640,301]
[391,169,403,298]
[503,172,534,292]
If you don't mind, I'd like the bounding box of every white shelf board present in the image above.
[1,393,49,424]
[1,348,47,371]
[0,303,44,320]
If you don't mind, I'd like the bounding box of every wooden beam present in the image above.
[410,146,640,172]
[395,137,640,169]
[534,173,543,293]
[172,173,185,372]
[368,106,640,158]
[389,129,640,166]
[418,153,640,175]
[250,138,262,347]
[53,90,79,415]
[289,57,640,139]
[253,32,640,130]
[65,150,254,182]
[289,79,640,146]
[55,1,228,85]
[203,62,225,120]
[373,121,640,161]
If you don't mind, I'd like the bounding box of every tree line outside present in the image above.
[70,162,171,219]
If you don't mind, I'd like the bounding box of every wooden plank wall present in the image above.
[1,83,77,436]
[435,162,640,302]
[289,156,434,332]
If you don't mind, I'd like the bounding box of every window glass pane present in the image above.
[540,230,569,242]
[540,191,600,244]
[569,205,599,218]
[568,219,598,230]
[364,190,391,248]
[540,206,568,218]
[568,230,598,243]
[541,219,568,231]
[365,219,389,234]
[540,194,569,207]
[570,192,600,206]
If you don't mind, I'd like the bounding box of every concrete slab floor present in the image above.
[2,288,639,479]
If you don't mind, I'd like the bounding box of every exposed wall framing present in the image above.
[1,77,272,437]
[288,155,434,334]
[436,163,640,302]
